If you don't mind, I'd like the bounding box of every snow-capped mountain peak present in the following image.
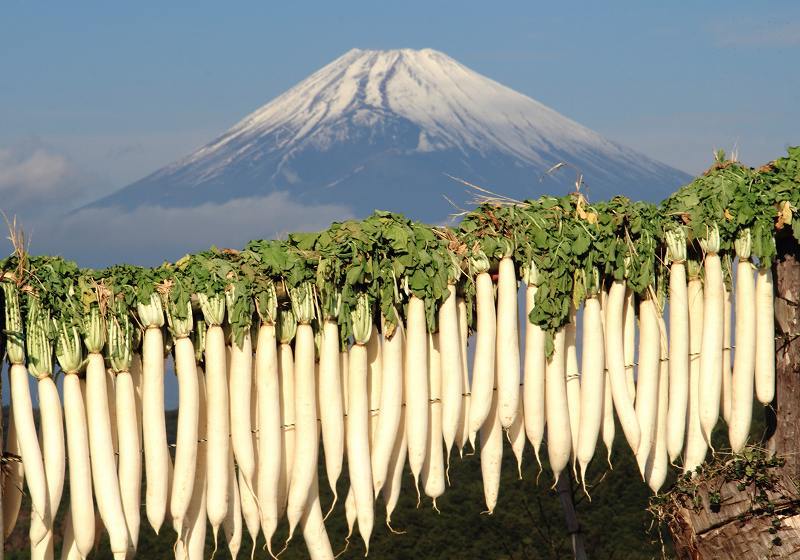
[89,48,690,221]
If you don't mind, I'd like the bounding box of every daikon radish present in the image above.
[137,292,170,535]
[606,280,640,454]
[163,298,199,543]
[239,468,260,559]
[223,448,242,559]
[684,261,708,474]
[383,405,408,531]
[318,316,343,513]
[301,477,334,560]
[2,404,24,539]
[405,294,429,501]
[348,294,375,553]
[3,282,48,544]
[577,288,604,489]
[229,330,256,494]
[730,231,756,452]
[565,306,580,475]
[699,225,723,445]
[496,255,521,429]
[255,287,282,555]
[635,296,661,477]
[665,228,689,463]
[721,281,732,424]
[277,309,297,520]
[508,386,525,479]
[439,283,463,470]
[116,369,141,551]
[467,258,496,448]
[57,316,95,557]
[623,288,636,403]
[197,292,230,550]
[60,509,81,560]
[645,325,669,494]
[755,266,775,405]
[367,325,383,449]
[599,288,615,466]
[422,332,445,507]
[287,283,320,543]
[86,342,130,557]
[26,293,64,554]
[372,318,404,497]
[523,262,546,469]
[185,359,208,560]
[480,385,502,513]
[455,297,471,455]
[546,328,570,484]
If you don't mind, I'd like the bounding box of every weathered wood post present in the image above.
[668,231,800,558]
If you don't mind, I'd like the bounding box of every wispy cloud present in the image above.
[710,18,800,48]
[0,140,107,220]
[20,192,353,267]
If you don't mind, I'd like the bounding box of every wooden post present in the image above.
[669,232,800,558]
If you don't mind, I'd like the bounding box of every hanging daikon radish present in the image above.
[496,254,521,429]
[287,283,320,542]
[83,300,130,559]
[108,296,142,552]
[684,260,708,474]
[440,280,464,471]
[277,308,297,522]
[317,286,344,513]
[2,404,24,539]
[227,281,257,498]
[372,314,404,497]
[730,230,756,452]
[455,296,471,456]
[223,447,242,560]
[606,280,641,454]
[699,225,723,445]
[60,509,80,560]
[383,405,408,532]
[480,377,502,513]
[599,287,614,466]
[508,386,525,479]
[348,293,375,553]
[26,293,65,552]
[184,325,209,560]
[721,277,733,425]
[301,476,334,560]
[467,252,496,448]
[405,294,429,502]
[577,273,605,490]
[523,262,546,470]
[367,324,383,450]
[755,264,775,405]
[165,295,198,542]
[137,291,170,535]
[665,228,689,463]
[546,327,571,485]
[635,295,661,477]
[422,331,445,508]
[623,288,636,403]
[645,318,669,494]
[55,313,94,557]
[565,305,580,475]
[254,282,282,554]
[3,281,48,545]
[197,290,229,549]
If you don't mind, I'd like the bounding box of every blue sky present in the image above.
[2,0,798,197]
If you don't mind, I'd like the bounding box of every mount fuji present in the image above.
[88,48,690,222]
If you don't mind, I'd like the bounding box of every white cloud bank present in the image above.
[28,192,354,267]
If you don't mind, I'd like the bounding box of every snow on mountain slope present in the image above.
[89,48,691,222]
